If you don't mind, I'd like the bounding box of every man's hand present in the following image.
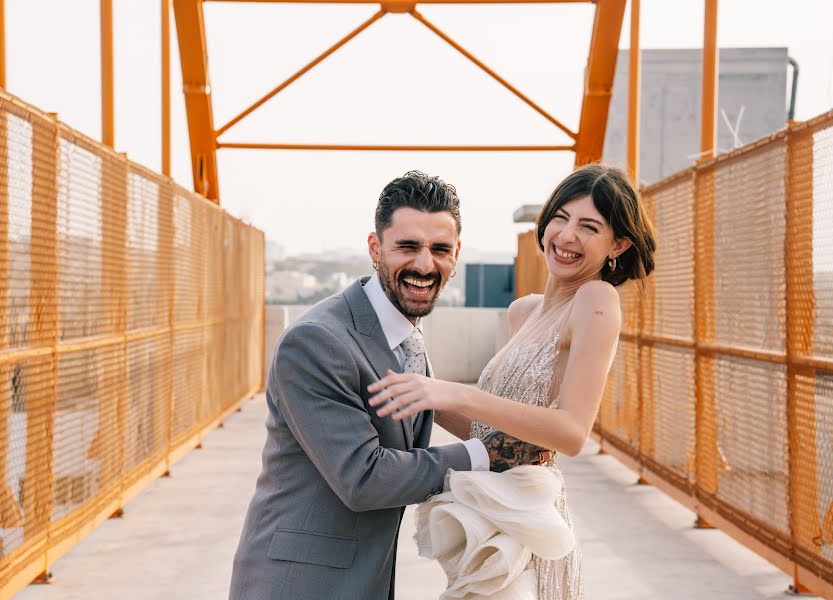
[481,430,553,473]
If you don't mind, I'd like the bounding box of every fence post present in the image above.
[99,152,128,517]
[159,181,174,474]
[638,188,657,482]
[0,95,22,533]
[23,112,60,579]
[258,230,266,392]
[784,124,818,594]
[693,163,717,527]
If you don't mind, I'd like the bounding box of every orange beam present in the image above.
[207,0,592,3]
[101,0,115,147]
[410,9,576,141]
[626,0,640,182]
[218,142,575,151]
[700,0,718,159]
[216,10,386,138]
[172,0,220,201]
[574,0,626,165]
[162,0,171,176]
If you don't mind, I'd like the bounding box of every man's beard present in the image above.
[377,260,443,319]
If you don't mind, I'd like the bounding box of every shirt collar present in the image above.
[362,274,423,351]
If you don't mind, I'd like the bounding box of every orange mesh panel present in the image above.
[646,175,695,341]
[814,125,833,356]
[713,141,787,352]
[714,355,789,534]
[648,344,696,481]
[601,337,640,452]
[0,89,264,595]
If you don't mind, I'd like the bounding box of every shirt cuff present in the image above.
[462,438,490,471]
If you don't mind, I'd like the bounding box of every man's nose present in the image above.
[412,247,434,272]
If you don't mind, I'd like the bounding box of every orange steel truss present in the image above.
[173,0,626,202]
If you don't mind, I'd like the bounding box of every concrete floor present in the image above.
[16,394,817,600]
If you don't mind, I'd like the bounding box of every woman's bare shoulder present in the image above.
[575,279,619,303]
[507,294,543,334]
[572,281,622,327]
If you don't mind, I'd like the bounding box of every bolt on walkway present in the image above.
[14,395,819,600]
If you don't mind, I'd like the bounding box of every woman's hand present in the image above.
[368,370,462,420]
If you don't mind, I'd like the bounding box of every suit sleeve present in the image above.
[270,322,471,512]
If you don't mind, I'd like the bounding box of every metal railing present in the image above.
[517,110,833,598]
[0,89,265,599]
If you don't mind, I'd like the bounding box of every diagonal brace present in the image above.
[409,9,577,141]
[216,8,386,137]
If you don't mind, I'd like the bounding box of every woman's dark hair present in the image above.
[536,164,656,287]
[375,171,462,238]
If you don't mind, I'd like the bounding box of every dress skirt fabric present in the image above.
[414,466,575,599]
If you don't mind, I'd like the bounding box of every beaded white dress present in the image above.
[468,299,583,600]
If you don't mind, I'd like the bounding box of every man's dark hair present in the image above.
[375,171,462,238]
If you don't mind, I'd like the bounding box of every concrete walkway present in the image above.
[16,395,817,600]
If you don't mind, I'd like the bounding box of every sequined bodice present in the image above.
[470,314,564,442]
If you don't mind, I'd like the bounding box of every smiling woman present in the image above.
[536,164,655,290]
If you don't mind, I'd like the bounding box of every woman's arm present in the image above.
[369,282,621,457]
[433,409,473,440]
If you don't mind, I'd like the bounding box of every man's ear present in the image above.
[368,231,381,263]
[454,238,462,261]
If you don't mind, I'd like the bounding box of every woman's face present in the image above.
[541,194,622,283]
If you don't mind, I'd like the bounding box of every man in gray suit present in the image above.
[230,171,550,600]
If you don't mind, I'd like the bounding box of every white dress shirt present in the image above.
[363,274,489,471]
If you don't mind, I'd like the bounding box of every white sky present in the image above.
[6,0,833,256]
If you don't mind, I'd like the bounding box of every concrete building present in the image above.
[603,47,793,184]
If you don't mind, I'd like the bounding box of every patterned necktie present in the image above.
[401,328,427,375]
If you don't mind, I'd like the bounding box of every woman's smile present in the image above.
[552,245,583,264]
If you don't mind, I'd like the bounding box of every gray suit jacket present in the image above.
[229,277,472,600]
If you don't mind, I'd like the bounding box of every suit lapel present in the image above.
[344,278,415,449]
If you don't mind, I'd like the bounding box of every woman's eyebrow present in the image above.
[579,217,604,226]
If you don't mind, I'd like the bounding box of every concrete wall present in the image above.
[263,305,507,384]
[263,305,313,380]
[422,308,508,383]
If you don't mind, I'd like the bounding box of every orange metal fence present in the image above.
[517,110,833,598]
[0,89,265,598]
